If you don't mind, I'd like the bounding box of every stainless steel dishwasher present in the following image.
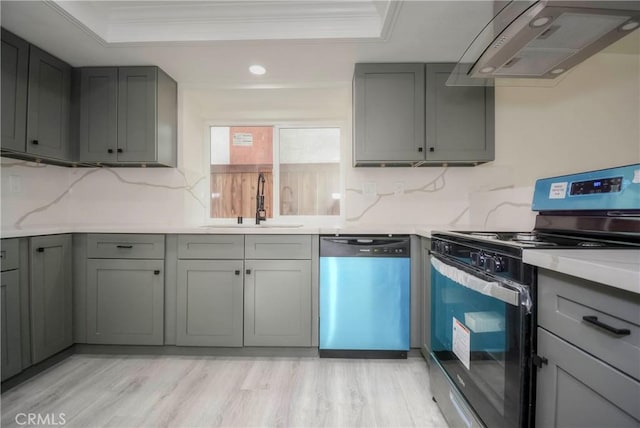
[319,235,410,358]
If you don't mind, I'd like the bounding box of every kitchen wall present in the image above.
[1,32,638,232]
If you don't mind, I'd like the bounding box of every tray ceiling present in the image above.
[51,0,400,43]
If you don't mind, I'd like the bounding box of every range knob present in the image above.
[433,241,451,255]
[486,256,506,273]
[470,252,486,268]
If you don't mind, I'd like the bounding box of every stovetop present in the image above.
[435,230,640,250]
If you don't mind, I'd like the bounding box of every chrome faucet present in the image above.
[255,172,266,225]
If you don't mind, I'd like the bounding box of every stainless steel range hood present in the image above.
[448,1,640,86]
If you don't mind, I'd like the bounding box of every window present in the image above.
[210,126,340,220]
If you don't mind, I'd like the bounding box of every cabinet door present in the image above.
[87,259,164,345]
[353,63,425,164]
[79,67,118,162]
[26,46,71,160]
[244,259,311,346]
[426,63,494,162]
[1,270,22,381]
[1,29,29,152]
[176,260,244,347]
[536,328,640,428]
[117,67,157,163]
[30,234,72,363]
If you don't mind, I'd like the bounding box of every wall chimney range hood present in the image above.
[448,1,640,86]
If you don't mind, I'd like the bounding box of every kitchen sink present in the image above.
[200,223,304,229]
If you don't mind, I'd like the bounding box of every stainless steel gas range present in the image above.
[428,164,640,428]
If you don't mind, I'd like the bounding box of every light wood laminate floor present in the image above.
[1,355,447,428]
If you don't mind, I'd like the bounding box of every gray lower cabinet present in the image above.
[244,259,311,347]
[536,328,640,427]
[535,269,640,427]
[1,269,22,381]
[86,259,164,345]
[1,29,29,153]
[176,260,244,347]
[30,234,73,364]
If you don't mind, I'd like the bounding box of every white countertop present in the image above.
[1,224,458,239]
[523,249,640,295]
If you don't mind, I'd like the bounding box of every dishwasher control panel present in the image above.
[320,236,410,258]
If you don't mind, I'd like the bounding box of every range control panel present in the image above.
[532,164,640,212]
[570,176,623,195]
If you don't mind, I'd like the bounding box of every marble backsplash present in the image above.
[1,157,537,233]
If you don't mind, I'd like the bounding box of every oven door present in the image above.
[430,255,532,428]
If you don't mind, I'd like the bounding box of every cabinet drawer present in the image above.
[178,235,244,259]
[1,239,19,271]
[538,269,640,380]
[87,234,164,259]
[536,328,640,427]
[245,235,311,259]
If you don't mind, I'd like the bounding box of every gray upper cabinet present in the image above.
[176,260,244,347]
[1,29,29,153]
[26,46,72,161]
[79,67,118,163]
[425,64,494,163]
[353,62,494,166]
[117,67,157,163]
[30,234,73,364]
[1,29,73,163]
[353,63,425,165]
[78,66,177,166]
[79,67,178,167]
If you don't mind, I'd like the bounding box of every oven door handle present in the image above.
[431,256,521,307]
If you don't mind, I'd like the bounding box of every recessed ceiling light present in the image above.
[621,21,639,31]
[550,68,565,75]
[249,65,266,75]
[530,16,551,28]
[480,66,495,73]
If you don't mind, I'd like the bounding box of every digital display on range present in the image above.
[570,176,623,195]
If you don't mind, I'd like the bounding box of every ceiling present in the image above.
[0,0,496,88]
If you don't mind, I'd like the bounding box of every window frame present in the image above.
[204,121,345,226]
